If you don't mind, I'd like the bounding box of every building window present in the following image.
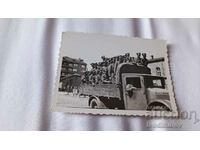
[126,77,141,88]
[68,63,73,67]
[68,68,73,72]
[62,62,67,66]
[74,63,78,67]
[81,65,86,68]
[73,68,77,72]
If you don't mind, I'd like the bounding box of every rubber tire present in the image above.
[147,103,170,111]
[89,98,105,109]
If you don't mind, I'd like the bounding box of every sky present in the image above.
[61,32,167,70]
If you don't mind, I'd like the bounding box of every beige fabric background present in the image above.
[0,18,199,130]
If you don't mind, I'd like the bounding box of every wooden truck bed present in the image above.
[79,84,121,98]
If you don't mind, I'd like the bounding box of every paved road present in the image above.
[57,92,90,108]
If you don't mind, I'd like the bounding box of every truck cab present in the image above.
[121,73,171,111]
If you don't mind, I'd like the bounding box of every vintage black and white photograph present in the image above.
[52,32,178,116]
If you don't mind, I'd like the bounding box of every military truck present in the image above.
[79,62,172,111]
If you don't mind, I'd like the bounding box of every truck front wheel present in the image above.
[147,102,171,111]
[89,98,106,109]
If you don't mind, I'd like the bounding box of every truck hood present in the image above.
[147,88,170,101]
[147,88,168,94]
[146,88,172,110]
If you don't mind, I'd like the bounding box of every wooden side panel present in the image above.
[80,84,121,98]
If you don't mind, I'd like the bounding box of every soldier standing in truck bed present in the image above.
[124,53,131,63]
[101,55,109,64]
[101,61,110,84]
[101,56,106,62]
[107,58,114,81]
[91,70,97,85]
[141,53,148,66]
[136,52,142,65]
[88,71,93,84]
[90,63,95,71]
[114,55,122,75]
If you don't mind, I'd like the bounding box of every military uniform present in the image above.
[142,53,148,66]
[136,53,142,65]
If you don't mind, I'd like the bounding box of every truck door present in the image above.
[122,73,147,110]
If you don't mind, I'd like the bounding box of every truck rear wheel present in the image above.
[89,98,106,109]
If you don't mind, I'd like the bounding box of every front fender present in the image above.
[88,96,99,105]
[147,99,172,111]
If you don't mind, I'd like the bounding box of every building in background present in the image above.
[147,57,168,89]
[59,56,87,92]
[147,56,165,77]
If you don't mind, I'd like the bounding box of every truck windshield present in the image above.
[144,76,165,89]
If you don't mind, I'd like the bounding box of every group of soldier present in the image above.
[81,52,148,85]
